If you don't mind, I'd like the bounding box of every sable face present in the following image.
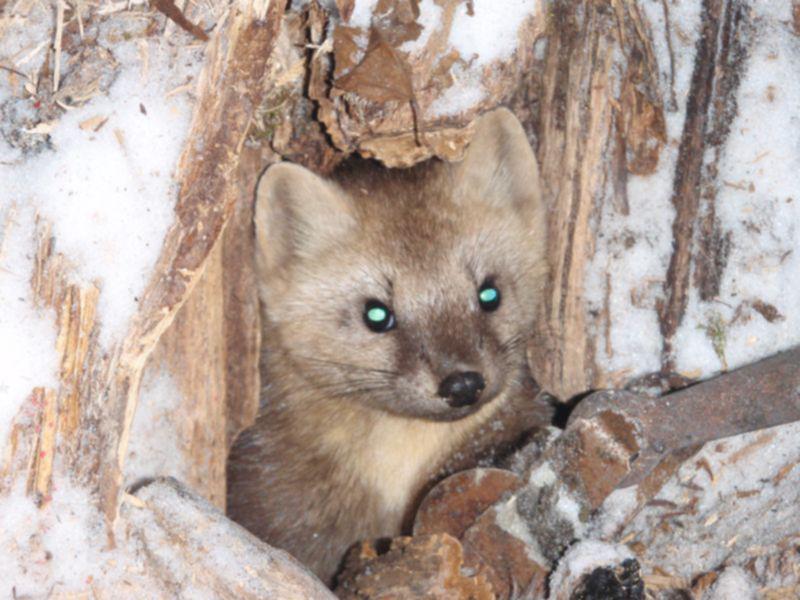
[255,108,546,421]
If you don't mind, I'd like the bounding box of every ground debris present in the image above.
[335,533,494,600]
[338,349,800,599]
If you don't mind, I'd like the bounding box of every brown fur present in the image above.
[226,108,549,584]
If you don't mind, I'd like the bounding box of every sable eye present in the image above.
[478,280,501,312]
[363,299,396,333]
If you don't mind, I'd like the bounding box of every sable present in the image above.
[226,108,550,584]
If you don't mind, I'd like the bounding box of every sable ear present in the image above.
[454,107,542,216]
[255,162,355,277]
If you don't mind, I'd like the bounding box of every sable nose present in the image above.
[437,371,485,408]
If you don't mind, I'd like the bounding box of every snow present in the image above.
[548,540,635,599]
[674,3,800,375]
[615,420,800,580]
[591,484,638,540]
[1,8,202,351]
[399,0,442,53]
[428,0,539,117]
[0,0,798,595]
[494,496,548,565]
[125,361,189,488]
[703,566,757,600]
[0,478,127,597]
[327,0,541,117]
[583,0,701,383]
[446,0,538,65]
[428,62,486,118]
[554,488,585,536]
[585,1,800,384]
[0,203,59,457]
[528,461,557,487]
[347,0,379,28]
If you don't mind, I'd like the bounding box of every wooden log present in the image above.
[121,478,334,599]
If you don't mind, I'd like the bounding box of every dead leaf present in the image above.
[336,0,356,22]
[334,28,414,103]
[332,26,366,79]
[374,0,422,47]
[751,300,785,323]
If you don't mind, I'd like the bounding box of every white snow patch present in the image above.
[583,0,703,381]
[447,0,537,66]
[586,2,800,384]
[0,479,122,596]
[620,420,800,579]
[428,62,486,117]
[125,362,190,487]
[548,540,634,599]
[0,4,203,595]
[494,496,547,565]
[338,0,539,117]
[528,461,557,487]
[591,484,639,540]
[347,0,380,28]
[0,204,59,456]
[399,0,443,53]
[703,566,757,600]
[555,488,585,535]
[428,0,538,116]
[1,13,202,350]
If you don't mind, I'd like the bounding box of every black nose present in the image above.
[437,371,485,407]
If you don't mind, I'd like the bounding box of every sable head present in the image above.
[255,108,546,421]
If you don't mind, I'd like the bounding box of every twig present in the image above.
[74,0,85,40]
[0,63,27,78]
[53,0,65,93]
[150,0,209,41]
[162,0,186,37]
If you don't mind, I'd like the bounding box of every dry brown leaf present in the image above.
[374,0,422,47]
[332,26,365,78]
[336,0,356,22]
[334,28,414,103]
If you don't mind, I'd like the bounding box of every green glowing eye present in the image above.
[363,299,396,333]
[479,288,498,304]
[367,306,387,323]
[478,281,501,312]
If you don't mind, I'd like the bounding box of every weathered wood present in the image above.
[121,478,334,599]
[531,0,666,400]
[104,0,287,525]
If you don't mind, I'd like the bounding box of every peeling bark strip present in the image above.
[658,0,744,370]
[694,3,749,301]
